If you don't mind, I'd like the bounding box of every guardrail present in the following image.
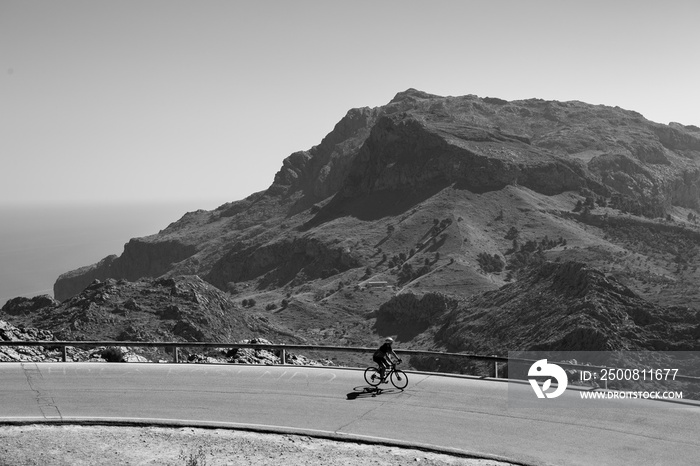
[1,341,699,386]
[0,340,508,376]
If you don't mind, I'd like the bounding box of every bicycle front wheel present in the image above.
[390,369,408,389]
[364,367,382,387]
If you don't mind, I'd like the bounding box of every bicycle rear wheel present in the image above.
[390,369,408,389]
[364,367,382,387]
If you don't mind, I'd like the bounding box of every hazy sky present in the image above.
[2,0,699,208]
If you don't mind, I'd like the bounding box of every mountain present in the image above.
[0,277,336,364]
[4,276,293,343]
[12,89,700,355]
[395,261,699,354]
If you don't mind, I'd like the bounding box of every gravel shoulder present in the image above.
[0,425,515,466]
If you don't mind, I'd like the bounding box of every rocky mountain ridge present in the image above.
[8,88,700,357]
[53,89,700,302]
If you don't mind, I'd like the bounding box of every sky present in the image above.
[2,0,699,209]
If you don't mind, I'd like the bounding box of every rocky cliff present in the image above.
[53,89,700,304]
[54,239,198,302]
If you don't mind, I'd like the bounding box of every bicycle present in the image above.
[364,361,408,390]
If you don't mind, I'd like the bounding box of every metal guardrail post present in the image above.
[494,361,499,378]
[281,349,286,365]
[62,346,67,362]
[174,346,179,363]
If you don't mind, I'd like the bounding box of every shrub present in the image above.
[477,253,504,273]
[505,226,520,240]
[101,346,125,362]
[398,263,414,284]
[179,445,209,466]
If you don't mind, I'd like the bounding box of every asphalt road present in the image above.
[1,363,698,465]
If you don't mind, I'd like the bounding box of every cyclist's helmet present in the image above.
[385,337,394,344]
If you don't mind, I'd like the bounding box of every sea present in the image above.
[0,201,226,307]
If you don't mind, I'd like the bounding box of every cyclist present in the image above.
[373,337,401,383]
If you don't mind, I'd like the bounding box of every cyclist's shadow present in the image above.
[346,385,404,400]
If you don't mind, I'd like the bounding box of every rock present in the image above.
[0,320,59,362]
[158,305,182,320]
[123,298,141,312]
[222,338,332,366]
[1,295,59,316]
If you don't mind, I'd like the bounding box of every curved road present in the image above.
[1,363,698,465]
